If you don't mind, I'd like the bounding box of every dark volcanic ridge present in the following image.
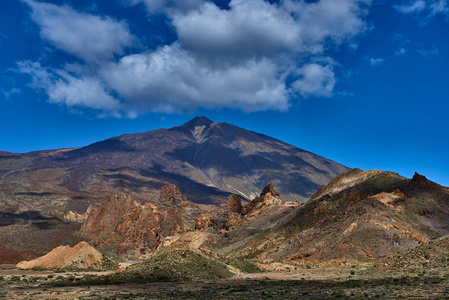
[0,116,348,214]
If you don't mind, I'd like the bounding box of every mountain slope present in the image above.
[206,169,449,263]
[0,117,349,216]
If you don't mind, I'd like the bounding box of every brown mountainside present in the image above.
[0,117,348,263]
[202,169,449,263]
[0,117,349,217]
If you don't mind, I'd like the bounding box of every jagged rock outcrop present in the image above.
[242,183,282,219]
[196,184,287,232]
[159,184,189,204]
[196,194,244,232]
[403,172,446,196]
[80,192,133,243]
[63,208,91,223]
[80,185,203,257]
[16,241,117,271]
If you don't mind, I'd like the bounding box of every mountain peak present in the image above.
[405,172,441,193]
[183,116,213,127]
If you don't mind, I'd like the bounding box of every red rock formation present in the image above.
[242,183,281,217]
[159,183,189,204]
[227,194,243,213]
[80,192,133,243]
[196,184,284,232]
[80,184,202,257]
[196,194,243,231]
[403,172,443,196]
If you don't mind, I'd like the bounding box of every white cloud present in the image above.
[392,34,411,56]
[19,0,371,117]
[430,0,449,16]
[394,0,449,21]
[174,0,370,60]
[23,0,135,63]
[100,44,290,113]
[283,0,371,45]
[395,48,408,56]
[291,64,336,98]
[2,88,20,99]
[394,0,426,13]
[18,61,122,114]
[417,47,439,56]
[367,57,385,66]
[173,1,304,59]
[131,0,205,13]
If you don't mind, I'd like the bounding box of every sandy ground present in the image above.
[1,263,449,299]
[2,273,449,299]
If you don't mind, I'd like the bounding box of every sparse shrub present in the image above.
[133,273,144,280]
[102,275,111,284]
[334,290,345,298]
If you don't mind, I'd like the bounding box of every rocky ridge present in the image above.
[191,169,449,265]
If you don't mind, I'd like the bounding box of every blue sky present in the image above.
[0,0,448,186]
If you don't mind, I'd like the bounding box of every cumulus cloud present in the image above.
[18,0,372,117]
[283,0,371,45]
[174,0,370,60]
[173,1,304,59]
[18,61,122,114]
[23,0,135,63]
[291,64,336,97]
[100,44,289,113]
